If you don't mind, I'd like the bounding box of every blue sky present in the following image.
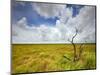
[12,1,84,27]
[12,1,95,43]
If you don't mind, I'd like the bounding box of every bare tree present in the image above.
[68,28,78,62]
[77,41,87,61]
[68,27,85,62]
[78,44,84,60]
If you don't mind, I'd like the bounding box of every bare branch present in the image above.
[67,38,72,43]
[67,27,85,62]
[67,28,78,43]
[76,43,84,61]
[68,28,78,62]
[63,55,71,61]
[72,28,78,43]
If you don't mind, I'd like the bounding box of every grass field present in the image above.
[12,44,96,74]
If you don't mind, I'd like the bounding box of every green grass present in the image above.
[12,44,96,74]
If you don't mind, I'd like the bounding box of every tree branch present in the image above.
[68,28,78,62]
[78,43,84,60]
[72,28,78,43]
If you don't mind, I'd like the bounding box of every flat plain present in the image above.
[12,44,96,74]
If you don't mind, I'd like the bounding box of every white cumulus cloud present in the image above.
[12,17,62,43]
[12,4,96,44]
[32,3,66,19]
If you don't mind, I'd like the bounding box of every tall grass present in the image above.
[12,44,96,74]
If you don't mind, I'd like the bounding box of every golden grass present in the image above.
[12,44,96,74]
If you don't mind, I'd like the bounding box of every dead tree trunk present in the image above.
[77,43,84,60]
[68,27,85,62]
[68,28,78,62]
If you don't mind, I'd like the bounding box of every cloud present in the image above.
[12,4,96,43]
[58,7,73,24]
[12,17,41,43]
[59,6,96,43]
[12,17,62,43]
[32,3,66,19]
[74,6,95,43]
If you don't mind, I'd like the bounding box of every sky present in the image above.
[12,1,96,43]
